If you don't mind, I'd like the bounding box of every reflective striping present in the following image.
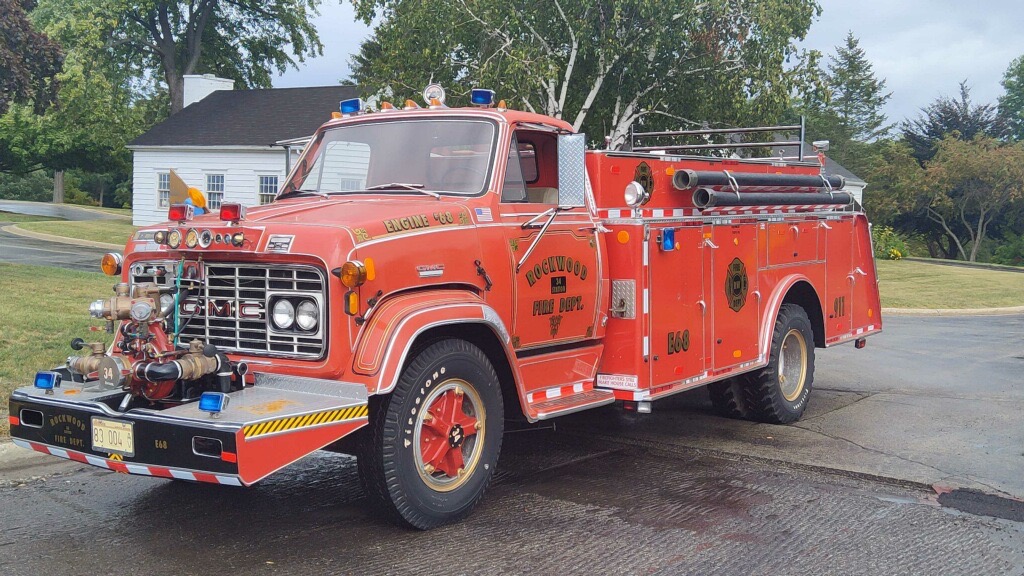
[242,404,369,439]
[11,438,242,486]
[527,381,595,403]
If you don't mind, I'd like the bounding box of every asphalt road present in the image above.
[0,223,108,272]
[0,200,123,221]
[2,316,1023,574]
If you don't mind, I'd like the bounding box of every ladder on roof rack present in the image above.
[626,116,806,161]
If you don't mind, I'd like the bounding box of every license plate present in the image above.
[91,417,134,456]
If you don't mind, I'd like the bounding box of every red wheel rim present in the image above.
[413,377,484,491]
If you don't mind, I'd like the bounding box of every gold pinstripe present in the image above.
[243,405,369,439]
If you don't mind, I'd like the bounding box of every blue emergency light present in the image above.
[34,371,61,390]
[661,228,676,251]
[470,88,495,107]
[198,391,230,415]
[339,98,364,116]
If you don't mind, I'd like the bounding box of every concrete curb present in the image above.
[883,306,1024,317]
[2,224,123,250]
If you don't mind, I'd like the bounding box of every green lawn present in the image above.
[876,259,1024,309]
[18,219,139,247]
[0,264,117,436]
[0,210,65,223]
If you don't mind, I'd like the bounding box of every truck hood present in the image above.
[238,196,477,241]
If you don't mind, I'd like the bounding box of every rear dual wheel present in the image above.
[358,339,503,530]
[709,304,815,424]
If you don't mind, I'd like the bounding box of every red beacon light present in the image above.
[219,203,246,223]
[167,203,194,223]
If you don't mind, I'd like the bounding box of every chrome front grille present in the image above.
[132,262,327,359]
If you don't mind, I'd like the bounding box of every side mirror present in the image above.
[557,133,587,207]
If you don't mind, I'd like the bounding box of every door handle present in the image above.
[703,238,718,249]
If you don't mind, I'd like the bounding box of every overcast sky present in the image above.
[275,1,1024,126]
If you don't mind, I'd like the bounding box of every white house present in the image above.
[127,75,360,226]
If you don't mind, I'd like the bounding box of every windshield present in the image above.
[283,119,497,197]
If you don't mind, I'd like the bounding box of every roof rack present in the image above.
[626,117,807,161]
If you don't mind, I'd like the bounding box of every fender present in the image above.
[758,274,822,360]
[352,289,526,400]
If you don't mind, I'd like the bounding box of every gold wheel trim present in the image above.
[412,378,486,493]
[778,329,808,402]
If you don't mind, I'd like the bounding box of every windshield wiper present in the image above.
[276,188,329,200]
[364,183,441,199]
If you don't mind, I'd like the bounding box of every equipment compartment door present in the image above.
[824,219,853,337]
[648,226,705,386]
[710,224,760,370]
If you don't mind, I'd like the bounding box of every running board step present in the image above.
[532,389,615,420]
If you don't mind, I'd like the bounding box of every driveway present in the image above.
[1,314,1022,574]
[0,222,108,272]
[0,199,126,221]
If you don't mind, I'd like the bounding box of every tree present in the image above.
[920,136,1024,262]
[823,32,891,141]
[0,0,64,114]
[350,0,821,148]
[903,81,1007,163]
[36,0,325,113]
[999,54,1024,141]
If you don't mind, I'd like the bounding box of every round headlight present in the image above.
[624,181,650,207]
[295,300,319,331]
[167,229,182,249]
[272,299,295,329]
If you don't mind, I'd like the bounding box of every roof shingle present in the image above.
[129,85,361,147]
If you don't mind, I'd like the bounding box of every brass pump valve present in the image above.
[67,338,110,376]
[89,282,160,322]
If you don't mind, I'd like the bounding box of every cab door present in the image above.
[500,131,601,351]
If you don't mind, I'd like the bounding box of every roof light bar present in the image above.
[471,88,495,107]
[339,98,364,116]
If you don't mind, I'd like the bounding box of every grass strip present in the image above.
[18,219,139,247]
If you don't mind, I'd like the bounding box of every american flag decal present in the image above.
[474,207,493,222]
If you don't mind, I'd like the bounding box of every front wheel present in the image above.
[745,303,815,424]
[358,339,503,529]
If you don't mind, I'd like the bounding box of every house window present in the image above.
[206,174,225,209]
[157,173,170,207]
[258,175,279,205]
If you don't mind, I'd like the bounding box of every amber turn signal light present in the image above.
[100,252,123,276]
[338,261,367,288]
[343,290,359,316]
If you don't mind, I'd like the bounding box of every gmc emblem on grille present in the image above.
[181,298,264,319]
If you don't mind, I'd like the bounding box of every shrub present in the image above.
[872,225,910,260]
[992,233,1024,267]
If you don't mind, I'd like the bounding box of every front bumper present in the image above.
[9,373,369,486]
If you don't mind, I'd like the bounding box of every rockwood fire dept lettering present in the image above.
[532,296,586,315]
[525,256,588,287]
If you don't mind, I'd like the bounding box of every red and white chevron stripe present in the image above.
[12,438,243,486]
[598,205,848,219]
[526,381,594,404]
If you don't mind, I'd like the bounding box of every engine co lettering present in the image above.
[667,329,690,354]
[384,214,431,233]
[525,255,588,287]
[532,296,585,316]
[181,298,263,319]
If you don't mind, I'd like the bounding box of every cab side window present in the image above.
[501,135,527,203]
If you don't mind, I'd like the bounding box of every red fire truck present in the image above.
[8,85,881,529]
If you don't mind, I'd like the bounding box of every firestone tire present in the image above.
[707,376,754,420]
[357,339,503,530]
[744,303,815,424]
